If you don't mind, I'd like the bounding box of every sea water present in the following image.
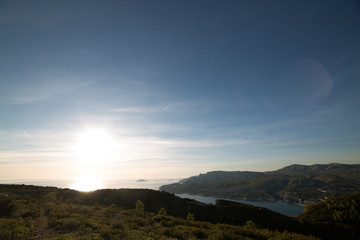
[176,193,305,217]
[0,178,179,190]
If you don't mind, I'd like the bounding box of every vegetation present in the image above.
[0,184,359,239]
[298,192,360,224]
[160,163,360,205]
[296,192,360,239]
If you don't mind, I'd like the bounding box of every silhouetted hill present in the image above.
[160,163,360,204]
[0,184,291,229]
[0,184,324,240]
[1,184,360,239]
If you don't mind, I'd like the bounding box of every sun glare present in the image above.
[70,177,103,192]
[75,128,117,164]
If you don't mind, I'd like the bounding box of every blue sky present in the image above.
[1,0,360,184]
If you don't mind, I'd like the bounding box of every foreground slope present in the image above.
[0,184,321,240]
[0,184,292,229]
[160,163,360,204]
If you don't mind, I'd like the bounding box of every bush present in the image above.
[191,228,208,239]
[186,212,195,221]
[100,228,127,240]
[158,207,167,216]
[135,200,144,214]
[154,208,168,222]
[245,220,258,229]
[209,230,238,240]
[53,217,83,231]
[0,218,30,240]
[0,196,16,217]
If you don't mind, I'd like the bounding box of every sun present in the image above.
[75,128,117,164]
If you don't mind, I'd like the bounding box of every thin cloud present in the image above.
[110,102,212,114]
[0,72,96,104]
[149,138,250,149]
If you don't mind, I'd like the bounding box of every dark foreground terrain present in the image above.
[0,184,359,239]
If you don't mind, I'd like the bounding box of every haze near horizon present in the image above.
[1,0,360,190]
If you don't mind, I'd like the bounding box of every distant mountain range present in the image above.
[160,163,360,205]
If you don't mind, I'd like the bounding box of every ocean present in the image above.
[0,178,179,190]
[176,193,305,217]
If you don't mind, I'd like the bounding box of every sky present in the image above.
[1,0,360,186]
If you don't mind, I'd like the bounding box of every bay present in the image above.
[176,193,305,217]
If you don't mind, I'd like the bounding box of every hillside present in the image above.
[0,184,292,230]
[297,192,360,239]
[2,184,360,239]
[0,184,322,240]
[159,163,360,205]
[297,192,360,224]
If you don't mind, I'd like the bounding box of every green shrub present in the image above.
[0,196,16,217]
[0,218,30,240]
[208,230,238,240]
[191,227,208,239]
[53,217,83,231]
[162,228,184,239]
[186,212,195,221]
[158,207,167,216]
[135,200,144,214]
[100,228,127,240]
[111,221,124,229]
[245,220,258,229]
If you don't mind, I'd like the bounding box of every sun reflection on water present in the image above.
[70,177,103,192]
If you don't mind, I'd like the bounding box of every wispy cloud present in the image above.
[110,101,212,114]
[110,106,165,114]
[147,138,249,149]
[0,73,96,104]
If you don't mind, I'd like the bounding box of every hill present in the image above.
[0,184,292,229]
[159,163,360,205]
[0,184,322,240]
[2,184,360,239]
[297,192,360,224]
[296,192,360,239]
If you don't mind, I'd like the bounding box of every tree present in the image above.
[135,200,144,214]
[186,212,195,221]
[157,208,167,216]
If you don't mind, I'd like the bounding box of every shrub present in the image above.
[0,196,16,217]
[100,228,127,240]
[208,230,238,240]
[191,227,208,239]
[135,200,144,214]
[0,218,30,240]
[186,212,195,221]
[158,207,167,216]
[245,220,258,229]
[53,217,83,231]
[154,208,168,222]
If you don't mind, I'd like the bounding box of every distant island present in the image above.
[136,179,147,182]
[160,163,360,205]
